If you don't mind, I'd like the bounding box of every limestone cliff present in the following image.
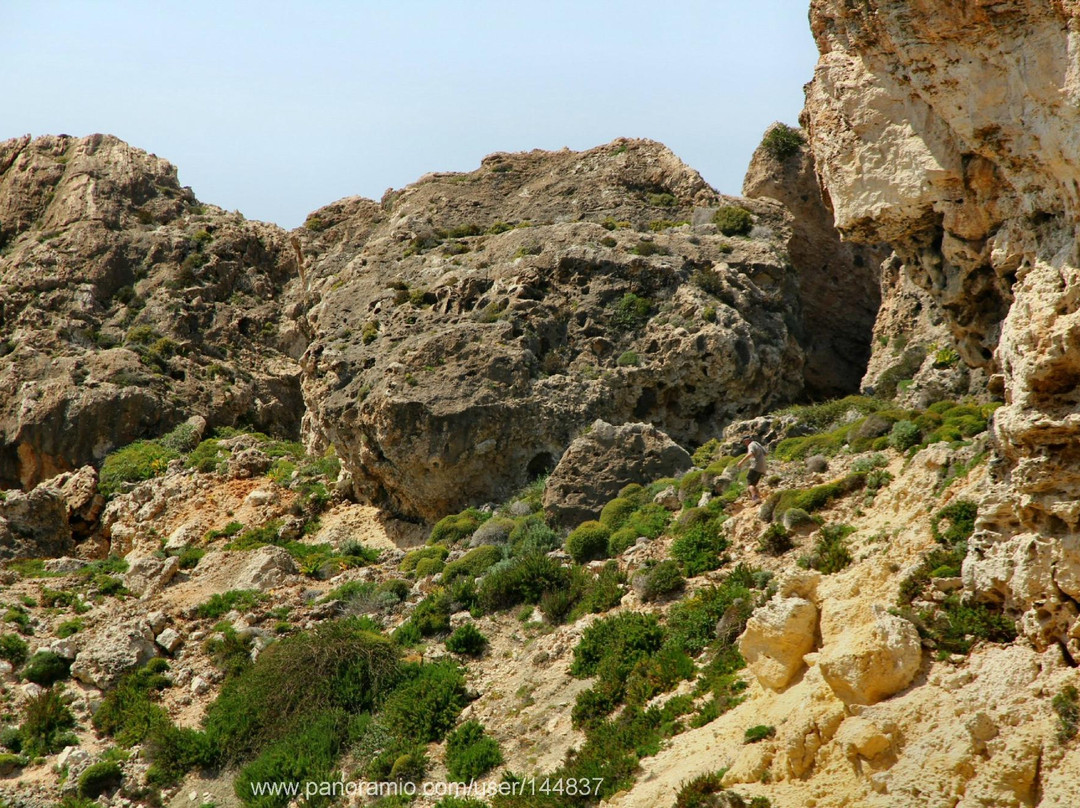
[297,140,808,521]
[804,0,1080,655]
[0,135,304,490]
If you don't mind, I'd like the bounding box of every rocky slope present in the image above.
[0,134,304,491]
[803,0,1080,657]
[296,139,807,520]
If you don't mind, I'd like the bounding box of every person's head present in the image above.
[742,437,752,446]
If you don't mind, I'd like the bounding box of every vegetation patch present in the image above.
[712,206,753,237]
[444,720,503,782]
[799,524,854,574]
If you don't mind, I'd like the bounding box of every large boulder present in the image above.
[297,139,808,520]
[0,484,72,560]
[70,620,157,689]
[738,596,818,691]
[817,610,922,706]
[542,420,692,527]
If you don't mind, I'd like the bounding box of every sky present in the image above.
[4,1,819,229]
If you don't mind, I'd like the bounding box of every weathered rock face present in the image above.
[804,1,1080,651]
[0,134,305,490]
[542,420,692,527]
[738,595,818,691]
[0,484,73,560]
[299,139,808,520]
[743,123,885,396]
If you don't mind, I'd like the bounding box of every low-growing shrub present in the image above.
[22,651,70,686]
[430,509,489,545]
[670,519,729,576]
[507,514,560,556]
[744,724,775,744]
[378,661,468,745]
[445,623,487,657]
[20,687,77,757]
[610,293,652,331]
[477,554,570,613]
[712,206,753,236]
[801,524,854,574]
[401,545,449,575]
[78,761,123,797]
[633,560,685,602]
[0,633,29,667]
[932,500,978,546]
[889,420,921,450]
[757,523,793,556]
[196,590,266,620]
[206,619,400,763]
[442,545,503,584]
[99,440,180,497]
[566,521,611,563]
[673,770,728,808]
[1054,685,1080,745]
[444,720,503,782]
[761,122,805,161]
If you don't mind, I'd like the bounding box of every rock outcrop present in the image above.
[298,139,808,520]
[542,419,692,527]
[743,123,884,396]
[0,134,304,490]
[804,1,1080,651]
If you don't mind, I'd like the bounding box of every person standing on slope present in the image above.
[735,436,767,504]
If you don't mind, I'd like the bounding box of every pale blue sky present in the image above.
[4,1,818,229]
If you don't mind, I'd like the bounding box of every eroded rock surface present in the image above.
[0,134,304,490]
[804,0,1080,652]
[298,139,808,520]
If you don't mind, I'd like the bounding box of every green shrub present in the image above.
[20,687,76,757]
[647,192,678,208]
[600,497,636,530]
[22,651,70,686]
[782,508,815,529]
[898,546,965,605]
[379,661,467,744]
[196,590,266,620]
[444,720,503,782]
[744,724,775,744]
[430,509,489,545]
[1054,685,1080,745]
[566,521,611,563]
[572,613,664,679]
[187,438,228,473]
[768,473,866,521]
[507,514,560,556]
[573,562,628,617]
[610,293,652,330]
[773,423,852,461]
[477,554,570,613]
[442,545,503,584]
[802,524,854,574]
[889,420,921,450]
[401,545,449,574]
[608,526,640,556]
[233,711,342,807]
[0,634,29,667]
[78,761,123,797]
[158,421,201,453]
[712,206,753,236]
[761,123,805,161]
[671,519,729,576]
[630,240,668,257]
[932,500,978,547]
[673,770,728,808]
[634,560,685,602]
[99,440,180,496]
[914,595,1017,655]
[414,556,445,578]
[206,618,400,763]
[445,623,488,657]
[0,752,27,775]
[865,468,894,492]
[402,592,452,638]
[758,523,793,556]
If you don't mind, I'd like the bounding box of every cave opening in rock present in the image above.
[526,451,554,479]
